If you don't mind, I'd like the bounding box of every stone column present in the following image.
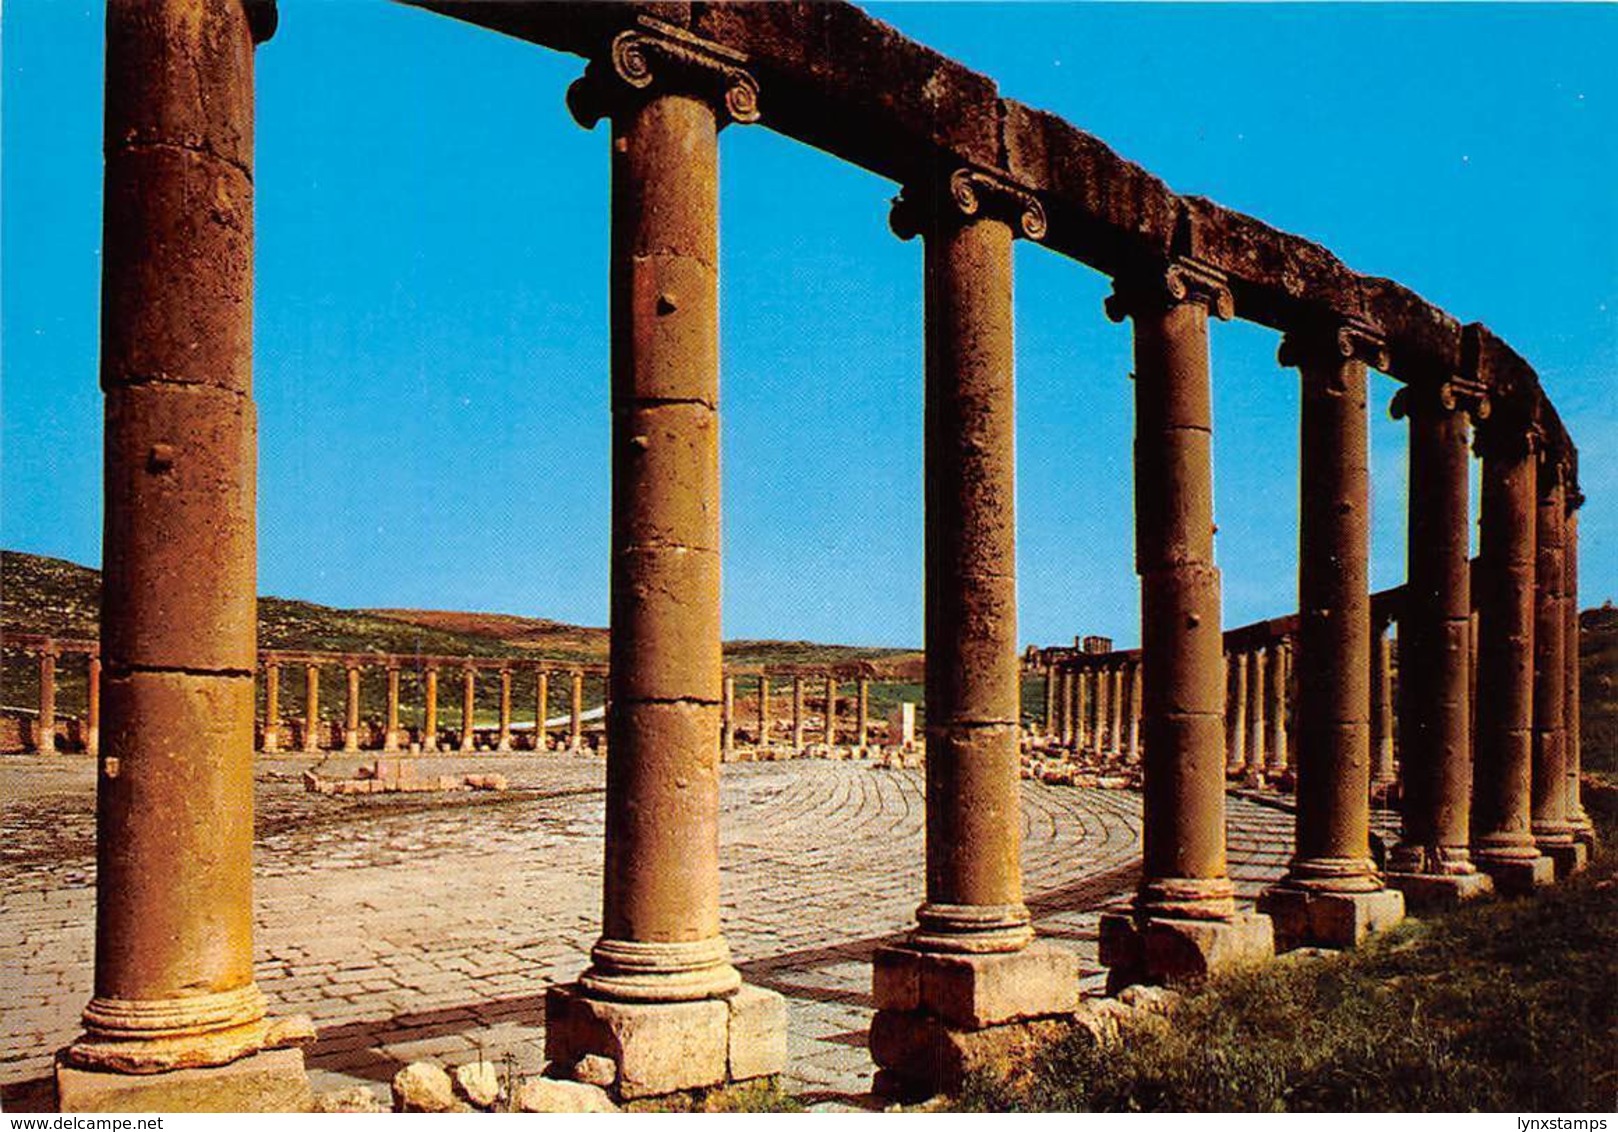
[857,675,870,751]
[1126,660,1142,764]
[1369,619,1396,787]
[260,662,280,753]
[535,669,550,751]
[823,675,837,747]
[872,169,1075,1098]
[383,666,401,752]
[756,674,770,750]
[1056,669,1073,749]
[1108,663,1125,760]
[36,642,58,753]
[86,655,103,758]
[1088,666,1106,758]
[496,668,513,753]
[1530,460,1584,876]
[1244,646,1265,783]
[1260,323,1404,946]
[721,674,736,758]
[1388,382,1492,906]
[1073,666,1087,752]
[569,670,583,752]
[791,675,805,752]
[1098,259,1272,987]
[423,666,439,752]
[1265,641,1288,776]
[1564,502,1593,850]
[546,35,783,1099]
[1225,651,1247,776]
[59,0,312,1107]
[343,665,361,752]
[1470,422,1554,892]
[1042,664,1057,737]
[460,665,476,753]
[302,665,321,753]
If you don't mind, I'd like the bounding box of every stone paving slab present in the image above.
[0,753,1394,1106]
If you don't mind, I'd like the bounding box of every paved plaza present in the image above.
[0,753,1389,1108]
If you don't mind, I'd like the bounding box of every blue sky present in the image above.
[4,2,1614,650]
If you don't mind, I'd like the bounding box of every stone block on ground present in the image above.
[870,1009,1072,1098]
[726,983,788,1083]
[514,1077,618,1113]
[1384,870,1493,914]
[453,1060,501,1108]
[392,1060,455,1112]
[1542,841,1588,879]
[873,941,1080,1030]
[57,1048,314,1113]
[1258,885,1406,951]
[1475,854,1555,896]
[545,984,728,1100]
[1099,909,1273,990]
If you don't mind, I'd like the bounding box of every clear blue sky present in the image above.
[4,3,1614,650]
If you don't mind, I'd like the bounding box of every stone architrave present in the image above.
[1387,381,1493,908]
[57,0,313,1110]
[869,168,1079,1099]
[1259,323,1405,948]
[1470,420,1555,892]
[1097,259,1273,989]
[543,21,784,1099]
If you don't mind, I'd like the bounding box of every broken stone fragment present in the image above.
[513,1077,619,1113]
[392,1061,455,1113]
[453,1060,501,1109]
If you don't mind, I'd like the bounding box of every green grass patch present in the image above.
[624,1078,803,1113]
[958,823,1618,1112]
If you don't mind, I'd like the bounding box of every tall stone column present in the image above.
[1244,646,1265,783]
[569,670,583,752]
[535,668,550,751]
[1108,663,1125,760]
[36,642,58,752]
[857,675,870,752]
[1225,652,1247,776]
[86,655,103,758]
[1388,381,1492,906]
[59,0,312,1108]
[1265,641,1288,776]
[1073,666,1087,752]
[871,168,1075,1098]
[546,29,783,1099]
[460,666,476,753]
[383,666,401,752]
[1564,502,1593,849]
[343,665,361,752]
[423,666,439,752]
[756,674,770,750]
[791,675,805,752]
[302,665,321,753]
[1126,660,1142,764]
[1260,323,1404,947]
[1470,421,1554,892]
[260,662,280,753]
[1057,669,1074,749]
[1530,460,1584,876]
[1089,666,1106,758]
[1099,259,1272,987]
[1369,619,1396,787]
[823,675,837,747]
[1042,665,1057,737]
[721,674,736,758]
[496,668,513,753]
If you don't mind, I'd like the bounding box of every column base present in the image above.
[1099,909,1272,991]
[869,940,1078,1097]
[1536,839,1588,879]
[544,982,785,1101]
[1256,885,1405,952]
[1384,870,1494,913]
[56,1048,313,1113]
[1474,853,1555,896]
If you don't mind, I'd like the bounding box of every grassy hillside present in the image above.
[1581,604,1617,776]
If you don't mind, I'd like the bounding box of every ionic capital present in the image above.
[1277,318,1389,374]
[567,17,760,130]
[1105,257,1235,323]
[1390,376,1490,425]
[889,168,1047,243]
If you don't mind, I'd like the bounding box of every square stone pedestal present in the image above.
[1098,909,1273,992]
[1475,854,1555,897]
[1257,885,1405,952]
[1540,840,1588,879]
[870,941,1079,1098]
[1385,870,1494,914]
[544,983,785,1101]
[56,1048,313,1113]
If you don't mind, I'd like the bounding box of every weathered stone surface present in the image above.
[313,1084,387,1113]
[727,983,788,1083]
[58,1048,313,1114]
[870,1009,1072,1097]
[453,1060,501,1109]
[1258,886,1406,952]
[1358,276,1462,382]
[572,1053,617,1089]
[1474,854,1555,896]
[1383,870,1492,913]
[874,941,1079,1030]
[1100,910,1273,989]
[392,1061,455,1113]
[545,984,728,1100]
[514,1077,618,1113]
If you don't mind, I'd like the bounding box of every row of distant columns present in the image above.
[258,661,591,754]
[724,672,874,753]
[1045,659,1142,761]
